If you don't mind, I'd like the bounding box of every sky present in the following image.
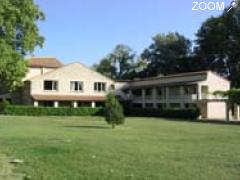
[34,0,232,66]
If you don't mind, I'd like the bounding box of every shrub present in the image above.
[214,89,240,105]
[1,105,104,116]
[0,100,10,113]
[124,107,200,119]
[105,93,125,128]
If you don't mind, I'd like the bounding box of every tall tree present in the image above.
[110,44,135,79]
[0,0,44,92]
[141,33,193,77]
[195,2,240,87]
[93,56,116,79]
[94,44,135,80]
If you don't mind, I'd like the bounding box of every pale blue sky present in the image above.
[34,0,231,66]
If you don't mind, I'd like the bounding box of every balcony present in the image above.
[169,94,198,101]
[132,95,142,102]
[145,95,153,100]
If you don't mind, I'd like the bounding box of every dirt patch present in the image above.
[0,154,25,180]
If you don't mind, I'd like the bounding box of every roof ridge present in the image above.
[28,57,63,68]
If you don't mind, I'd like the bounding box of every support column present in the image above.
[128,89,133,100]
[238,105,240,121]
[73,101,78,108]
[226,102,230,122]
[34,101,39,107]
[91,101,96,108]
[142,89,146,108]
[165,87,170,108]
[54,101,59,108]
[234,104,239,120]
[153,88,157,109]
[180,86,185,108]
[197,85,202,100]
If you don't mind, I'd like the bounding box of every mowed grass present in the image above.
[0,116,240,180]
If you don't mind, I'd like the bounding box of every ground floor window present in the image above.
[59,101,72,107]
[185,103,197,109]
[157,103,166,109]
[145,103,153,108]
[169,103,181,109]
[78,101,91,107]
[133,103,142,108]
[40,101,54,107]
[96,102,105,107]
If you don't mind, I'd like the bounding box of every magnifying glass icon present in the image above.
[227,0,238,12]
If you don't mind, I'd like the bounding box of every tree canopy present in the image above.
[0,0,44,91]
[195,2,240,87]
[93,44,137,80]
[141,33,193,77]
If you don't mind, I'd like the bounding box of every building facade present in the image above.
[0,57,238,120]
[10,57,115,108]
[116,71,238,120]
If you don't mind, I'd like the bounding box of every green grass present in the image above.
[0,116,240,180]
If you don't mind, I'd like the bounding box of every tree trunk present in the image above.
[112,123,115,129]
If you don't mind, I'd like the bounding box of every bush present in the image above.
[1,105,104,116]
[124,107,200,119]
[105,93,125,128]
[0,100,10,113]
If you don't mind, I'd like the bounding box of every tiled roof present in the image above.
[28,57,63,68]
[32,95,106,101]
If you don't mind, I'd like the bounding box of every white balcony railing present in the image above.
[169,94,198,101]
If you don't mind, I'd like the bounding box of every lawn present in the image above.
[0,116,240,180]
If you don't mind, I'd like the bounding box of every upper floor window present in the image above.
[184,85,197,95]
[132,89,142,96]
[169,86,180,96]
[201,85,209,99]
[145,88,153,96]
[157,88,166,98]
[71,81,83,92]
[44,80,58,91]
[94,82,106,92]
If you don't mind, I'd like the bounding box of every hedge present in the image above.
[124,108,200,119]
[0,103,200,119]
[1,105,104,116]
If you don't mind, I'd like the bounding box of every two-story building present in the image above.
[116,71,238,120]
[11,57,115,108]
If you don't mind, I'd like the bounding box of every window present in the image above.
[169,103,181,109]
[157,103,166,109]
[169,86,181,96]
[133,103,143,108]
[157,88,166,98]
[132,89,142,96]
[110,84,115,90]
[201,86,209,99]
[145,88,153,96]
[184,85,197,95]
[44,81,58,91]
[145,103,153,108]
[94,82,106,92]
[185,103,197,109]
[70,81,83,91]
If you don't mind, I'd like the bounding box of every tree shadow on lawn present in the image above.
[161,118,240,126]
[64,125,111,129]
[128,116,240,126]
